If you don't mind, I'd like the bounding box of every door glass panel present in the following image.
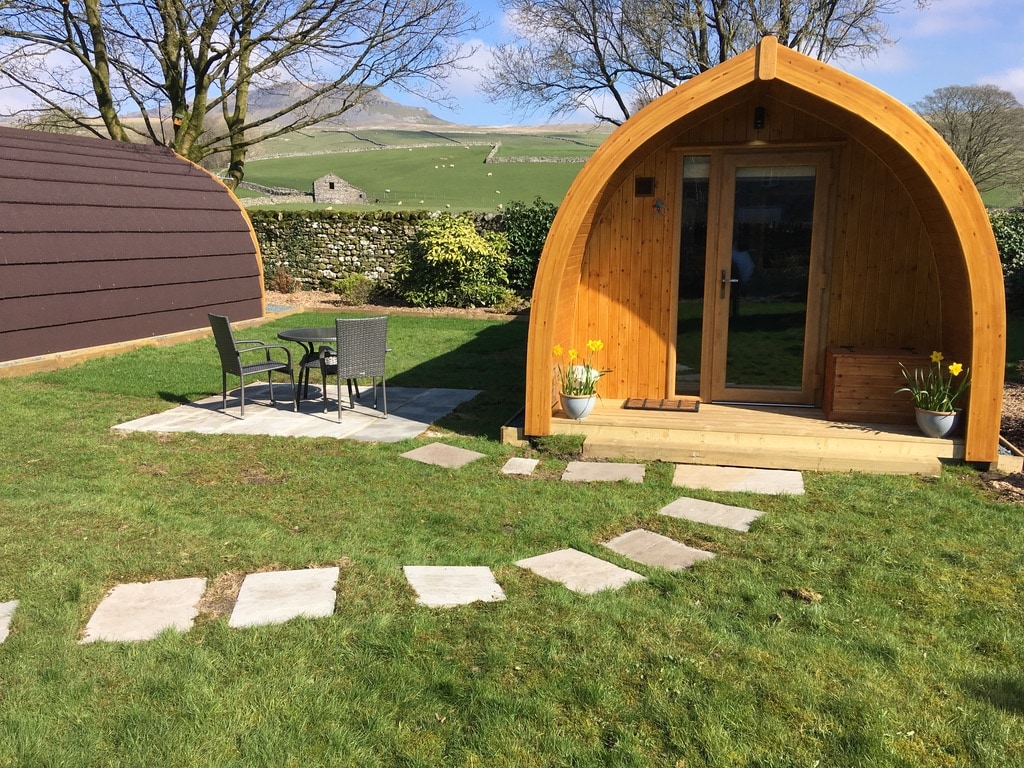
[676,155,709,396]
[725,165,815,391]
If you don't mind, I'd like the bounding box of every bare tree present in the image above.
[915,84,1024,193]
[0,0,478,186]
[485,0,925,125]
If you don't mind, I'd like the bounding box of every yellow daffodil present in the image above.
[553,340,611,398]
[897,352,970,415]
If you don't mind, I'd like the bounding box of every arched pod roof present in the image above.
[525,36,1004,462]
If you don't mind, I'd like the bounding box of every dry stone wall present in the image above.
[249,210,502,291]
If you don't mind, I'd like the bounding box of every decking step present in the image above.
[581,435,942,475]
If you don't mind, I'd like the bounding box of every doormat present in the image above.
[623,397,701,412]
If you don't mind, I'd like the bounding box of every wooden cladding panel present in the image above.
[573,150,677,400]
[0,126,263,364]
[827,142,940,350]
[2,253,259,299]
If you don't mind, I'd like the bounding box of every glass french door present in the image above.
[676,150,833,405]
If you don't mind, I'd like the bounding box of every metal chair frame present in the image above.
[208,313,296,418]
[320,316,389,422]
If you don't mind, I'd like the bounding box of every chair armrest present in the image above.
[237,343,292,366]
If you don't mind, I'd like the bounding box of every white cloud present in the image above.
[905,0,998,37]
[981,66,1024,101]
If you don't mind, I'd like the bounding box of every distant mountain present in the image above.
[246,84,456,129]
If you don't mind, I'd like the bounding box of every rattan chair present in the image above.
[208,313,295,418]
[319,316,389,421]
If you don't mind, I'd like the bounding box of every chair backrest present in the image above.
[208,313,242,376]
[335,316,388,378]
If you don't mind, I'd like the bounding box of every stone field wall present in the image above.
[249,210,502,291]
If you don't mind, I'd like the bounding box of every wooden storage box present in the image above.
[823,347,925,424]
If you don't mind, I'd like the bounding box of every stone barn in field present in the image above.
[0,126,266,371]
[312,173,366,204]
[522,37,1005,474]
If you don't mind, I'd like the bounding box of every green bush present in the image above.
[503,197,558,294]
[394,213,514,308]
[992,209,1024,312]
[331,273,376,305]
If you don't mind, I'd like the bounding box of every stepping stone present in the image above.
[562,461,645,483]
[501,457,539,476]
[659,497,764,532]
[229,567,340,629]
[604,529,715,570]
[81,577,206,644]
[672,465,804,495]
[403,566,506,608]
[401,442,486,469]
[516,548,646,595]
[0,600,18,644]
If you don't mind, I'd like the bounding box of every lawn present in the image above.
[2,312,1024,767]
[238,129,603,211]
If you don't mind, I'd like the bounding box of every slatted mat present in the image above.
[623,397,701,412]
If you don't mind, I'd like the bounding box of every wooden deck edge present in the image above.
[582,437,943,476]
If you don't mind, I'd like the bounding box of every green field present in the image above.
[239,129,607,211]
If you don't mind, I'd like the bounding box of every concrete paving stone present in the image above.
[80,577,207,644]
[112,386,479,444]
[562,461,646,483]
[515,548,646,595]
[228,567,340,629]
[0,600,18,644]
[604,529,715,570]
[501,457,539,476]
[401,442,486,468]
[403,566,506,608]
[658,497,764,532]
[672,464,804,495]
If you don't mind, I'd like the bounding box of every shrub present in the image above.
[502,197,558,294]
[267,265,297,293]
[332,273,376,305]
[394,213,514,308]
[992,209,1024,312]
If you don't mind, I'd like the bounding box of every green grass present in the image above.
[3,312,1024,766]
[240,129,602,211]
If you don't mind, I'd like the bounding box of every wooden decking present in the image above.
[547,400,965,476]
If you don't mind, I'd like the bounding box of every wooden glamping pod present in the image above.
[0,126,265,372]
[523,37,1005,474]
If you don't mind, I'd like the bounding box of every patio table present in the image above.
[277,326,358,402]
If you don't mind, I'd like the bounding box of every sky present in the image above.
[0,0,1021,128]
[390,0,1024,127]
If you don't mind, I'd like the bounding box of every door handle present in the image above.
[720,269,739,299]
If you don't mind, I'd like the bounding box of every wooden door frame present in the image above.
[672,146,838,405]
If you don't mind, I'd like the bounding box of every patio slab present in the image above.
[81,578,206,644]
[112,386,479,443]
[604,529,715,570]
[515,548,646,594]
[401,442,486,468]
[0,600,18,644]
[562,461,646,483]
[228,567,340,629]
[672,465,804,495]
[658,497,764,532]
[501,457,539,476]
[403,566,506,608]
